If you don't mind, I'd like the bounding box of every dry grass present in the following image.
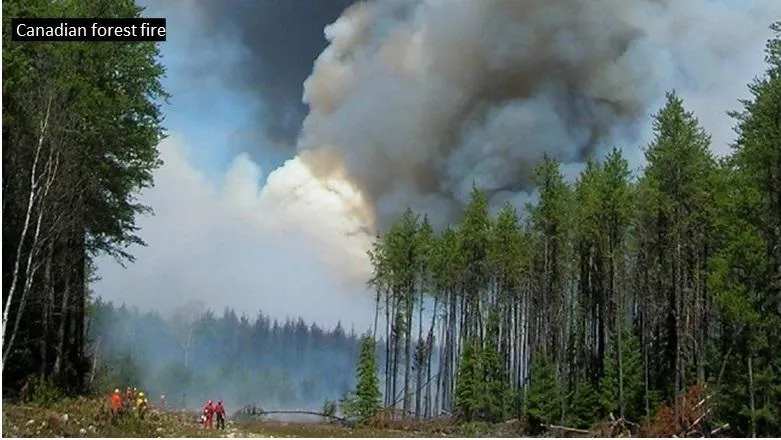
[1,397,210,438]
[2,397,527,438]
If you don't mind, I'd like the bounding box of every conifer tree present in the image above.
[526,350,561,424]
[709,21,781,437]
[454,339,481,421]
[479,307,509,422]
[600,324,643,421]
[567,379,599,429]
[352,335,383,424]
[635,91,716,414]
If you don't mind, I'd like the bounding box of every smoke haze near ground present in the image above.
[89,300,368,413]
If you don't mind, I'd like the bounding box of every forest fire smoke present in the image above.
[256,0,774,233]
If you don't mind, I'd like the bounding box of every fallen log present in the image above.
[710,423,730,437]
[255,409,353,425]
[682,407,712,437]
[543,423,591,435]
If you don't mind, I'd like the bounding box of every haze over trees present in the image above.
[367,22,781,437]
[88,300,366,409]
[2,0,167,394]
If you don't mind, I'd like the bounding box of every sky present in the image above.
[92,0,780,332]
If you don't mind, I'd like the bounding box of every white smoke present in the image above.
[94,135,374,329]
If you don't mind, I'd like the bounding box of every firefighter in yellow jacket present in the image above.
[136,391,149,419]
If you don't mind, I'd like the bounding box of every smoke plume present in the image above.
[290,0,781,230]
[184,0,780,231]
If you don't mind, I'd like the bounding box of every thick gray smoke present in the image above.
[294,0,781,230]
[182,0,779,231]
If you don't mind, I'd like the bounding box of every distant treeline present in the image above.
[88,299,389,409]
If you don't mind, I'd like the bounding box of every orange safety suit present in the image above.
[203,402,215,429]
[111,392,123,414]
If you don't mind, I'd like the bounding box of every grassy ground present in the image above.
[1,397,211,438]
[1,397,527,438]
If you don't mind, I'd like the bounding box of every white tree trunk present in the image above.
[4,141,60,363]
[1,94,53,368]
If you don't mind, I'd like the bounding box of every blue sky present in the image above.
[156,45,245,180]
[151,13,290,185]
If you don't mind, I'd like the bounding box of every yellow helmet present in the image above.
[114,388,120,394]
[138,392,144,397]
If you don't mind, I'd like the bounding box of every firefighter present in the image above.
[203,400,215,429]
[125,387,134,410]
[136,391,149,419]
[110,389,123,417]
[215,400,226,430]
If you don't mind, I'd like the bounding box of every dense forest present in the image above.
[2,0,168,395]
[365,22,781,437]
[87,300,371,410]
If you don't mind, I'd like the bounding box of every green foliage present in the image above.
[600,325,644,421]
[95,349,143,389]
[2,0,169,395]
[567,380,599,429]
[341,335,383,425]
[478,308,510,422]
[706,21,781,437]
[454,339,481,421]
[526,351,561,424]
[459,187,492,288]
[31,378,65,409]
[338,391,359,419]
[322,399,337,420]
[355,336,383,422]
[454,318,510,424]
[3,0,168,260]
[634,90,717,410]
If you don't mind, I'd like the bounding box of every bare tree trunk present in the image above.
[90,337,101,386]
[2,94,53,365]
[385,287,392,407]
[642,263,651,418]
[748,355,756,438]
[53,273,72,381]
[614,249,625,419]
[40,241,55,381]
[5,141,60,366]
[415,292,424,418]
[424,295,438,418]
[373,286,381,340]
[674,238,683,423]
